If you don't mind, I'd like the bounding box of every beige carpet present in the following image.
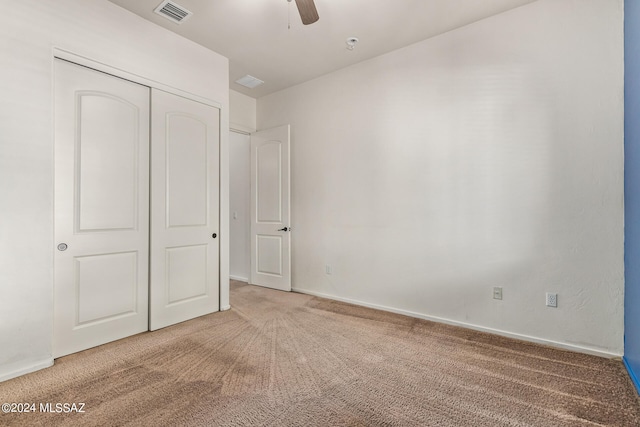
[1,280,639,426]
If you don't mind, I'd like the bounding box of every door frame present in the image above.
[229,129,252,283]
[228,127,292,292]
[51,48,230,339]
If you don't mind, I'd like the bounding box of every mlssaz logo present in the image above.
[39,403,86,413]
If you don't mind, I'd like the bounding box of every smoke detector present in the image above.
[153,0,193,24]
[346,37,359,50]
[345,37,360,50]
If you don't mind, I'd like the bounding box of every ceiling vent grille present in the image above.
[235,75,265,89]
[153,0,193,24]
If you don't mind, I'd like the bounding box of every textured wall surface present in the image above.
[258,0,624,355]
[0,0,228,381]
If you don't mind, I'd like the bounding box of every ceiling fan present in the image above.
[289,0,319,25]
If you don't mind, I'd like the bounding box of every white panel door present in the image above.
[150,89,220,330]
[250,125,291,291]
[53,59,150,357]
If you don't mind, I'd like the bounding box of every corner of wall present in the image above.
[230,90,257,133]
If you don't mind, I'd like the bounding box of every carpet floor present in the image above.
[1,280,639,426]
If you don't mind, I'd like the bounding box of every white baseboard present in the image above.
[220,305,231,311]
[292,287,621,359]
[0,358,54,383]
[230,275,248,283]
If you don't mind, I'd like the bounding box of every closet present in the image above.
[53,59,220,357]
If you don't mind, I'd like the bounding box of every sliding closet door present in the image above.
[53,59,150,357]
[150,89,220,330]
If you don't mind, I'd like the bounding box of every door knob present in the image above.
[211,233,217,239]
[57,243,68,251]
[278,227,289,232]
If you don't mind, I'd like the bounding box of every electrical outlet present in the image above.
[493,287,503,300]
[546,292,558,308]
[325,265,332,275]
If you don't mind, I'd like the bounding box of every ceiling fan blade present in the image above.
[295,0,319,25]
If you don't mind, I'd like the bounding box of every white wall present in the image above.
[229,90,255,282]
[257,0,624,356]
[0,0,229,381]
[229,132,251,282]
[230,90,257,133]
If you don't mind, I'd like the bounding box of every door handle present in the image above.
[211,233,217,239]
[278,227,289,232]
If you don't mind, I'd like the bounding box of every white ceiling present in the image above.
[107,0,537,99]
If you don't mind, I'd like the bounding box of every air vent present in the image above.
[153,0,192,24]
[235,75,265,89]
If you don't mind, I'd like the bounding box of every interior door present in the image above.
[150,89,220,330]
[250,125,291,291]
[53,59,150,357]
